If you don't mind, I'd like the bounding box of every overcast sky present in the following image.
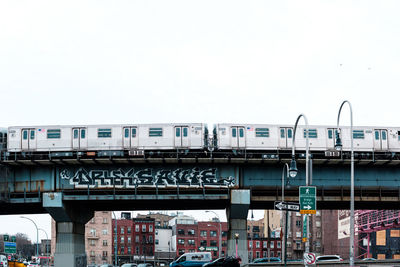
[1,0,400,242]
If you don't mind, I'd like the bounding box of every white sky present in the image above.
[1,0,400,242]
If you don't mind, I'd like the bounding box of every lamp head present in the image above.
[335,131,343,151]
[234,233,239,239]
[289,158,298,178]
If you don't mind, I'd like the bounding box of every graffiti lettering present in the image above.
[60,168,235,188]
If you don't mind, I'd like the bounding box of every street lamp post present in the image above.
[335,100,355,266]
[112,211,118,267]
[281,163,289,267]
[288,114,311,256]
[20,216,39,259]
[38,228,50,267]
[205,211,222,258]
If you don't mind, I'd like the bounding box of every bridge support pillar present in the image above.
[43,193,94,267]
[226,189,250,265]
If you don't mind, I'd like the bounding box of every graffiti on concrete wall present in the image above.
[60,167,235,188]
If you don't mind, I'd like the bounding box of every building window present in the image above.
[128,237,131,244]
[263,251,267,258]
[270,242,274,248]
[149,225,153,232]
[200,240,207,247]
[121,246,125,254]
[178,239,185,245]
[210,231,217,237]
[90,251,95,257]
[210,240,217,246]
[316,221,321,227]
[188,229,195,236]
[103,240,107,246]
[200,230,207,237]
[222,231,227,237]
[149,236,153,243]
[188,239,195,245]
[121,227,124,234]
[90,240,96,246]
[127,227,131,234]
[277,241,281,248]
[256,251,260,258]
[249,241,252,248]
[90,229,96,237]
[121,237,124,243]
[103,218,108,224]
[98,128,112,138]
[296,232,301,238]
[178,229,185,235]
[135,236,139,243]
[102,229,108,235]
[149,128,163,137]
[155,239,159,245]
[270,251,274,257]
[136,247,139,255]
[135,225,140,232]
[255,128,269,137]
[128,247,131,254]
[47,129,61,139]
[296,220,301,227]
[317,231,322,238]
[263,241,267,248]
[255,241,260,248]
[142,225,146,232]
[277,251,281,258]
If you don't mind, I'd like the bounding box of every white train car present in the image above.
[213,124,400,153]
[7,123,207,153]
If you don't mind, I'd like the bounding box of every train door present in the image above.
[326,128,338,149]
[123,127,138,149]
[72,128,87,150]
[231,126,245,148]
[279,127,293,149]
[373,129,388,150]
[21,128,36,150]
[174,126,189,147]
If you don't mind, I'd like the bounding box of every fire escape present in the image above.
[356,210,400,258]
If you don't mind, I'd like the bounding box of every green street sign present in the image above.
[4,242,16,254]
[11,236,16,242]
[302,215,308,242]
[299,186,317,214]
[3,235,9,242]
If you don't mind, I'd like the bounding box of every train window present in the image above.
[23,130,28,140]
[382,131,387,140]
[176,128,180,137]
[47,129,61,139]
[124,128,129,138]
[30,130,35,140]
[81,129,86,139]
[288,129,293,138]
[375,131,379,140]
[232,128,237,138]
[398,131,400,140]
[304,129,317,138]
[98,128,112,138]
[239,128,244,138]
[0,133,2,143]
[183,127,188,137]
[74,129,78,139]
[132,128,136,138]
[149,128,163,137]
[328,129,333,139]
[280,129,285,138]
[353,130,364,139]
[255,128,269,137]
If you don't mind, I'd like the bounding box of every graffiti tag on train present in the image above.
[60,168,235,188]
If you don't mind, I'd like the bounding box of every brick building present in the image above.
[86,211,113,265]
[248,238,282,260]
[112,217,155,264]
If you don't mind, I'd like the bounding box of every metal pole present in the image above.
[38,228,49,267]
[20,216,39,259]
[291,114,310,257]
[336,100,354,266]
[112,211,118,267]
[281,163,289,266]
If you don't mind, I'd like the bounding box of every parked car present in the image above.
[137,264,152,267]
[362,258,376,261]
[251,257,281,263]
[170,252,212,267]
[316,255,343,262]
[0,255,7,267]
[202,257,225,267]
[99,264,114,267]
[121,264,138,267]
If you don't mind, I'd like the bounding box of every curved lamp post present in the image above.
[281,163,289,267]
[38,228,50,267]
[205,211,222,258]
[288,114,311,256]
[20,216,39,258]
[335,100,354,266]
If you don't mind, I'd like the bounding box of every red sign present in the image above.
[8,255,11,260]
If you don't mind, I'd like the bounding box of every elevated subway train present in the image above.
[1,123,400,159]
